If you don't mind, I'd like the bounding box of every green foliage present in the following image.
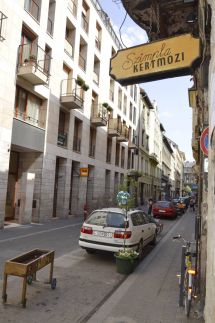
[115,248,139,260]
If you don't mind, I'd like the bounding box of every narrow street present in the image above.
[0,211,203,323]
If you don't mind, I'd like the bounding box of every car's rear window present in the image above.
[155,201,170,208]
[86,211,125,228]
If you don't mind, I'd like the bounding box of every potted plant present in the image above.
[82,83,89,91]
[114,191,139,275]
[76,76,85,87]
[102,102,109,108]
[115,248,139,275]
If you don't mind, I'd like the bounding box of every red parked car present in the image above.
[152,201,177,219]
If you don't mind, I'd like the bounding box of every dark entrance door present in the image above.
[53,157,59,217]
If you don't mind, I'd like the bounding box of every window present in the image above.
[15,86,43,127]
[133,107,136,125]
[47,0,56,36]
[24,0,41,22]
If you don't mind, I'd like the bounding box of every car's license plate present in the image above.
[159,210,165,212]
[93,231,112,238]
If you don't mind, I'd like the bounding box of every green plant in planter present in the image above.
[76,76,85,86]
[82,83,89,91]
[116,249,139,260]
[102,102,109,108]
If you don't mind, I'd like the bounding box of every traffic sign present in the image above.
[200,127,209,156]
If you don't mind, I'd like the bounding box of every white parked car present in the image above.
[79,208,157,256]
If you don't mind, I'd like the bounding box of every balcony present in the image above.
[57,132,67,147]
[117,124,129,142]
[60,78,84,110]
[149,153,159,166]
[108,118,121,137]
[0,11,7,41]
[17,43,51,85]
[91,104,108,127]
[64,39,74,58]
[12,113,45,152]
[73,136,81,152]
[128,137,138,149]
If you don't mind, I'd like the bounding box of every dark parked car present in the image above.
[172,198,184,215]
[152,201,177,219]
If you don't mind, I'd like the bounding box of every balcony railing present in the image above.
[47,17,53,36]
[108,118,121,137]
[57,132,67,147]
[68,0,77,17]
[81,15,88,33]
[24,0,40,21]
[117,124,129,142]
[73,136,81,152]
[17,43,51,84]
[0,11,7,41]
[60,78,85,110]
[14,110,45,129]
[64,39,74,58]
[91,104,108,127]
[79,54,86,71]
[89,144,95,158]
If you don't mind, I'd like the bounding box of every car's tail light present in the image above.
[81,226,93,235]
[114,231,132,239]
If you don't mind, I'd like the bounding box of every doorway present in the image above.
[5,151,19,221]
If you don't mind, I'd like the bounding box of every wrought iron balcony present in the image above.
[149,153,159,165]
[64,39,74,58]
[117,124,129,142]
[91,104,108,127]
[128,136,138,149]
[108,118,121,137]
[17,43,51,85]
[60,78,84,110]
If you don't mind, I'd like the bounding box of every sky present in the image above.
[99,0,194,161]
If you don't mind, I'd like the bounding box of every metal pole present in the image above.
[179,246,186,307]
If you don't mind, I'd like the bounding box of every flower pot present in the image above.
[115,255,137,275]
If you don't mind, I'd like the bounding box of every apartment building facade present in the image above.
[0,0,141,228]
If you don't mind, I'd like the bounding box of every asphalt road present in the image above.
[0,212,201,323]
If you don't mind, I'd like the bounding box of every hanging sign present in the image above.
[200,127,209,156]
[110,34,201,85]
[80,168,89,177]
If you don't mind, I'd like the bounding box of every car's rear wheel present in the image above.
[137,240,144,259]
